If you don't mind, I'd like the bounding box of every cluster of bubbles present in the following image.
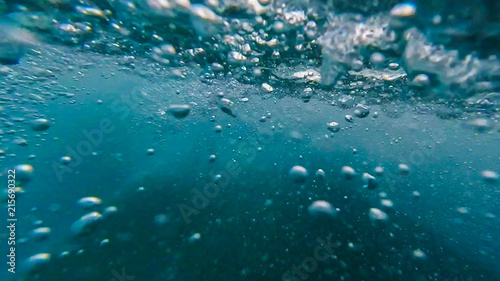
[290,159,497,231]
[23,194,118,271]
[0,0,499,110]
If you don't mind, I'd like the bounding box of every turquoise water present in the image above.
[1,1,499,280]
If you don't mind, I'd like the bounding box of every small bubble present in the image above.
[262,83,274,93]
[30,118,51,131]
[412,249,427,259]
[327,122,340,133]
[390,2,417,18]
[209,154,216,162]
[59,156,71,165]
[71,212,102,236]
[77,197,102,209]
[188,233,201,243]
[362,173,378,190]
[308,200,337,217]
[341,166,356,179]
[481,170,498,183]
[315,169,326,180]
[26,253,51,272]
[380,199,394,208]
[167,104,191,119]
[369,208,389,223]
[289,165,308,184]
[412,191,421,199]
[31,227,51,241]
[353,105,370,118]
[398,164,410,175]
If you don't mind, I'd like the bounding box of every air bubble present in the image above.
[289,165,308,184]
[167,104,191,119]
[341,166,356,179]
[308,200,337,217]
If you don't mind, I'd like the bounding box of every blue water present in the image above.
[1,1,500,280]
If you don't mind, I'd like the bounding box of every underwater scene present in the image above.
[0,0,499,280]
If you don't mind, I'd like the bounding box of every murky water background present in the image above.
[0,0,499,280]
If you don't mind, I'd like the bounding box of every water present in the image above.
[0,0,499,280]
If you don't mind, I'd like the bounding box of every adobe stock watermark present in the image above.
[110,267,135,281]
[282,234,340,281]
[178,116,284,224]
[51,86,148,182]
